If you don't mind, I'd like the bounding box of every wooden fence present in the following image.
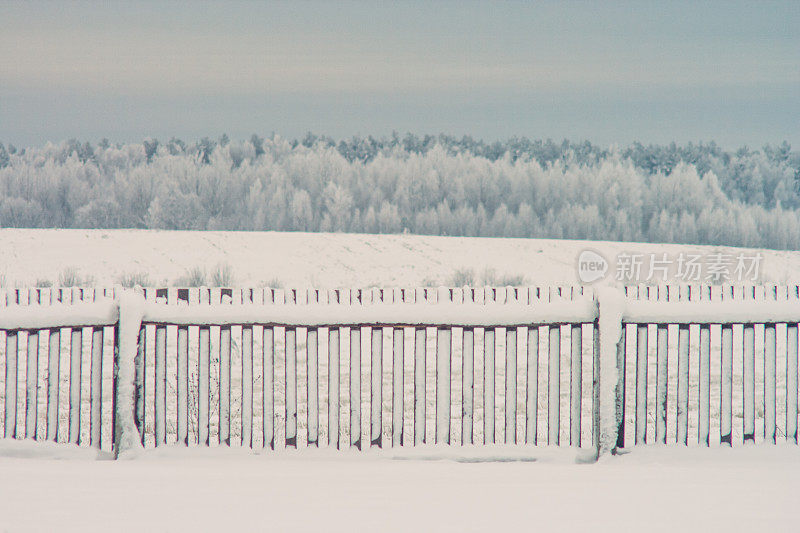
[0,285,798,458]
[0,288,117,450]
[135,286,596,452]
[615,284,800,448]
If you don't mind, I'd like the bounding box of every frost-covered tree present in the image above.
[0,135,798,248]
[0,143,9,169]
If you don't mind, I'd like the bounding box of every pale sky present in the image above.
[1,0,798,148]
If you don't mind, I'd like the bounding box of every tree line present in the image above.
[0,134,798,250]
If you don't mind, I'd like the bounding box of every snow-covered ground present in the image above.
[1,229,800,288]
[2,229,800,531]
[0,441,798,532]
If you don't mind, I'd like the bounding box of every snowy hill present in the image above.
[1,229,799,289]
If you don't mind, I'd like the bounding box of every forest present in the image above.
[0,134,798,250]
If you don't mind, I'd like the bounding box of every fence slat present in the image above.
[251,324,265,449]
[15,330,24,440]
[447,291,461,445]
[154,325,166,446]
[285,327,298,448]
[141,291,155,446]
[25,330,39,439]
[357,293,370,449]
[349,327,361,449]
[263,327,275,449]
[296,311,309,448]
[484,328,495,444]
[462,328,474,445]
[655,325,668,444]
[516,328,528,445]
[227,324,242,446]
[241,326,253,448]
[79,327,92,447]
[615,325,626,450]
[219,326,231,445]
[675,325,690,445]
[306,327,318,447]
[370,327,382,447]
[100,324,114,449]
[504,327,517,444]
[698,325,710,446]
[436,327,451,444]
[177,326,188,445]
[134,326,145,445]
[327,326,340,448]
[90,328,103,447]
[414,327,426,445]
[4,332,17,438]
[764,324,777,444]
[526,327,539,444]
[788,324,798,443]
[68,328,82,444]
[425,307,438,445]
[592,322,601,450]
[721,326,733,445]
[634,325,647,445]
[309,291,323,447]
[392,327,404,447]
[569,325,581,446]
[46,329,60,441]
[548,325,560,445]
[743,325,755,443]
[198,326,210,446]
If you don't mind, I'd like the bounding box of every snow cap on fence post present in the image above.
[596,285,626,457]
[114,286,146,458]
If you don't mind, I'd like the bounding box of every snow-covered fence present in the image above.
[135,286,598,451]
[612,285,800,449]
[1,284,799,459]
[0,288,118,452]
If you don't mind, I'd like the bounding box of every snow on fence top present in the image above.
[623,299,800,324]
[0,301,118,330]
[139,298,598,327]
[2,285,800,329]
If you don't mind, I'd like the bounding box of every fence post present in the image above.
[113,287,146,458]
[595,286,626,457]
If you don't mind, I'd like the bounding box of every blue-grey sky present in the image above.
[1,0,798,148]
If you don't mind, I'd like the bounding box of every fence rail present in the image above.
[0,284,798,458]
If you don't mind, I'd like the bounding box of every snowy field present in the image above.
[1,228,800,288]
[0,441,798,532]
[2,229,800,531]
